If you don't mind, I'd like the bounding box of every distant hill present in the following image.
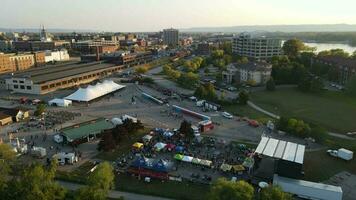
[181,24,356,33]
[0,27,95,33]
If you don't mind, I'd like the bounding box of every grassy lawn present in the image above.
[304,150,356,182]
[116,174,209,200]
[95,128,150,161]
[250,87,356,133]
[224,104,273,122]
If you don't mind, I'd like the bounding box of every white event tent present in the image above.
[65,80,125,102]
[48,98,72,107]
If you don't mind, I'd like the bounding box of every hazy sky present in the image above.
[1,0,356,32]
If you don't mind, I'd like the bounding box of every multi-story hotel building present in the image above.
[232,33,282,59]
[163,28,179,47]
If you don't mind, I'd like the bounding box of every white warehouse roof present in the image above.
[255,136,305,164]
[65,80,125,102]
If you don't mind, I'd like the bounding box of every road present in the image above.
[57,180,173,200]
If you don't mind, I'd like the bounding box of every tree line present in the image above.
[0,143,117,200]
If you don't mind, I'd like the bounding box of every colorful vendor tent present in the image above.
[192,157,202,164]
[174,154,184,161]
[142,135,153,143]
[220,163,233,172]
[233,165,245,172]
[175,146,185,153]
[163,131,174,137]
[199,159,212,167]
[132,142,144,149]
[154,142,167,151]
[182,155,193,163]
[242,157,254,169]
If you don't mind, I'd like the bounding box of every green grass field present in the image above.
[304,150,356,182]
[116,174,209,200]
[250,88,356,133]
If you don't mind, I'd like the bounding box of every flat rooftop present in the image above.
[255,136,305,164]
[61,118,114,141]
[7,61,116,84]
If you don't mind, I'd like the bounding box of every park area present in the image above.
[250,87,356,133]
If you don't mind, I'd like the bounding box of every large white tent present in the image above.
[48,98,72,107]
[65,80,125,102]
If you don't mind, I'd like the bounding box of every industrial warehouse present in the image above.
[0,61,125,94]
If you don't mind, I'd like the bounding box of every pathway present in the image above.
[57,180,173,200]
[247,101,355,140]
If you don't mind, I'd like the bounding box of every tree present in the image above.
[75,162,114,200]
[208,178,254,200]
[205,83,218,101]
[194,85,208,99]
[346,75,356,96]
[282,39,305,58]
[177,72,199,89]
[135,66,148,74]
[237,57,249,64]
[179,120,194,139]
[97,132,117,152]
[310,126,327,143]
[211,50,224,59]
[266,78,276,91]
[223,55,232,65]
[0,143,16,190]
[214,59,226,69]
[352,51,356,59]
[221,41,232,55]
[35,103,46,116]
[238,90,249,105]
[260,185,292,200]
[318,49,350,58]
[298,76,324,93]
[10,161,67,200]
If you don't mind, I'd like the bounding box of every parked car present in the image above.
[222,112,233,119]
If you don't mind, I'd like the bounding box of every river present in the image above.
[304,42,356,54]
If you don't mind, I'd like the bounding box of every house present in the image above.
[312,56,356,85]
[0,113,12,126]
[222,62,272,85]
[0,107,30,122]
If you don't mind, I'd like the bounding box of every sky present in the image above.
[1,0,356,32]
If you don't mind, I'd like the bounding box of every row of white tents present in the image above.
[48,80,126,107]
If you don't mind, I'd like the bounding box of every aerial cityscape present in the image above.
[1,1,356,200]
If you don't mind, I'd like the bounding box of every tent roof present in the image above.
[133,142,144,149]
[220,163,232,172]
[49,98,72,104]
[174,154,184,160]
[154,142,167,150]
[182,156,193,162]
[255,136,305,164]
[61,118,113,142]
[65,80,125,102]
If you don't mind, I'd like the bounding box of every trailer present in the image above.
[31,146,47,158]
[142,92,164,105]
[337,148,353,161]
[273,174,343,200]
[172,105,211,121]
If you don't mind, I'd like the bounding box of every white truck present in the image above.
[327,148,353,161]
[31,146,47,158]
[273,174,343,200]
